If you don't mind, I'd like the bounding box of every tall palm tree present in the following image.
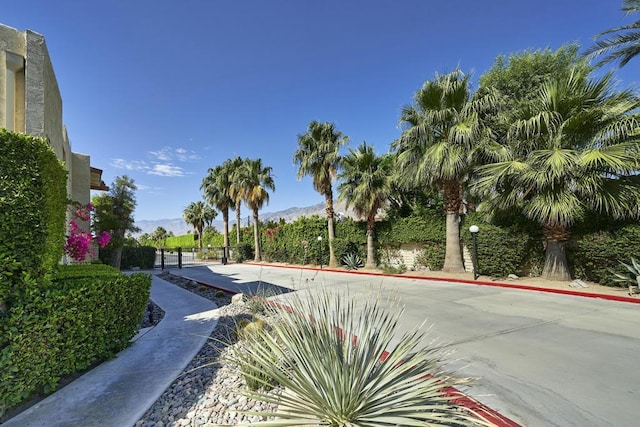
[238,158,275,262]
[585,0,640,68]
[183,201,217,250]
[338,142,393,268]
[201,160,233,261]
[392,69,496,273]
[474,70,640,280]
[294,121,349,267]
[228,156,246,245]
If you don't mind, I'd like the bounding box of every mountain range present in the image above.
[134,201,353,236]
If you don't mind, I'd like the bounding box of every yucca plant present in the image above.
[342,252,364,270]
[223,288,492,426]
[609,257,640,295]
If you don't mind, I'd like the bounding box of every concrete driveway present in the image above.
[180,263,640,427]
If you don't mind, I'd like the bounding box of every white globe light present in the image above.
[469,225,479,233]
[317,236,323,241]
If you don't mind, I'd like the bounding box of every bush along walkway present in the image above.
[3,276,218,427]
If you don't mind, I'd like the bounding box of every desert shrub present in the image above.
[342,253,364,270]
[223,289,487,425]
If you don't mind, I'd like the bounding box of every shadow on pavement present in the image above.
[169,265,293,296]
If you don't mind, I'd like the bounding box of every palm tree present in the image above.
[474,70,640,280]
[392,69,496,273]
[294,121,349,267]
[228,156,246,245]
[183,201,217,250]
[201,160,233,261]
[585,0,640,68]
[238,158,275,262]
[338,142,393,268]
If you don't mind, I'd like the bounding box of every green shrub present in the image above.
[461,214,531,277]
[234,243,253,263]
[377,214,445,245]
[163,234,198,248]
[224,289,487,425]
[571,223,640,285]
[415,242,446,270]
[98,246,156,270]
[0,130,67,307]
[52,264,121,281]
[0,270,151,415]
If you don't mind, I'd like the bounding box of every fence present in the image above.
[155,247,229,269]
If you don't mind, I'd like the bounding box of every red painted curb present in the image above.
[245,262,640,304]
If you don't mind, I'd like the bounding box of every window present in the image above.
[5,51,24,131]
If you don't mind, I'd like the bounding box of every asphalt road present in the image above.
[177,263,640,426]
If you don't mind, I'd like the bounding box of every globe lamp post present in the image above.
[469,225,479,280]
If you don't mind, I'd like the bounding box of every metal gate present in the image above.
[155,247,229,269]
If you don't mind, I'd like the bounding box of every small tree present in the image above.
[92,175,140,269]
[338,142,393,268]
[183,201,217,250]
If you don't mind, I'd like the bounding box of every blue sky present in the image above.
[3,1,638,221]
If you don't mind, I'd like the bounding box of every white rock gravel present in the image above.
[135,274,279,427]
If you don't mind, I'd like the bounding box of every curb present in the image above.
[245,262,640,304]
[172,266,523,426]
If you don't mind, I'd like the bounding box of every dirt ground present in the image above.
[254,261,638,300]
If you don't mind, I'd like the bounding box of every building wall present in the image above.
[1,23,93,211]
[1,23,97,239]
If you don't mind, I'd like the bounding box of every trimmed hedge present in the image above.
[0,269,151,415]
[460,216,532,278]
[571,223,640,285]
[98,246,157,270]
[0,130,67,307]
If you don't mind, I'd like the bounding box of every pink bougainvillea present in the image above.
[64,203,110,262]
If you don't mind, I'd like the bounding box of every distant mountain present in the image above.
[134,201,353,237]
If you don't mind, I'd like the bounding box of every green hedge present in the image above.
[98,246,156,270]
[0,130,67,308]
[0,269,151,415]
[460,214,533,277]
[51,264,121,280]
[571,223,640,285]
[163,233,198,248]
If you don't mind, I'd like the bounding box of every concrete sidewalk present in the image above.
[3,275,219,427]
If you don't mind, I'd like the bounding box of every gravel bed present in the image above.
[135,273,279,426]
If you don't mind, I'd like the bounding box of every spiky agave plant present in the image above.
[610,257,640,295]
[223,288,492,426]
[342,252,364,270]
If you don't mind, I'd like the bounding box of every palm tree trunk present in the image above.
[443,212,465,272]
[235,201,241,245]
[222,208,230,261]
[253,208,261,261]
[325,193,338,267]
[442,181,465,273]
[197,226,203,250]
[365,216,376,269]
[542,223,572,281]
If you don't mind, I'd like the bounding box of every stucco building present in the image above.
[0,23,107,211]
